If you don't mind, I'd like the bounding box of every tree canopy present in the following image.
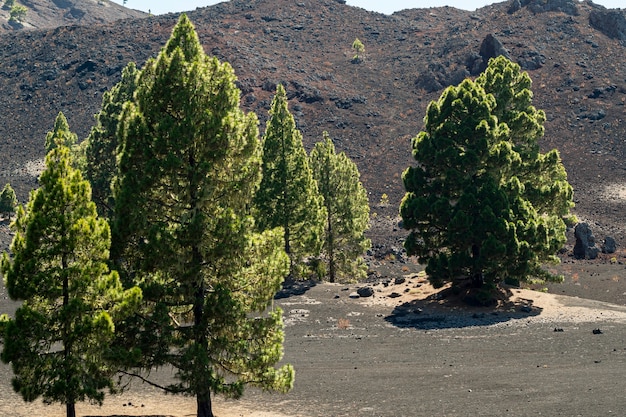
[254,84,325,277]
[111,14,293,417]
[400,57,573,302]
[0,183,17,220]
[310,132,371,282]
[1,141,141,417]
[85,62,139,219]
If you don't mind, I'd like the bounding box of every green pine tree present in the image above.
[45,112,77,153]
[254,84,326,278]
[111,14,294,417]
[0,183,17,220]
[44,112,86,171]
[310,132,371,283]
[0,143,141,417]
[400,57,573,303]
[476,56,574,221]
[85,62,139,219]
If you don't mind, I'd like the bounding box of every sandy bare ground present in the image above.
[0,274,626,417]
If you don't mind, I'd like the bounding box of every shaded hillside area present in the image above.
[0,0,146,32]
[0,0,625,250]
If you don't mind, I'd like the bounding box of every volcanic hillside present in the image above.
[0,0,625,250]
[0,0,146,32]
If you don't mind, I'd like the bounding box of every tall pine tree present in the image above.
[1,142,141,417]
[400,57,573,302]
[111,15,293,417]
[310,132,371,283]
[254,84,325,277]
[85,62,139,219]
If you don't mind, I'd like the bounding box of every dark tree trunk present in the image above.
[66,402,76,417]
[197,393,214,417]
[471,243,483,288]
[327,209,335,283]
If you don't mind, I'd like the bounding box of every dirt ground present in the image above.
[2,258,626,417]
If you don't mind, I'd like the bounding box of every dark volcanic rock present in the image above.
[573,222,599,260]
[477,34,511,73]
[589,7,626,42]
[601,236,616,254]
[521,0,579,16]
[357,286,375,298]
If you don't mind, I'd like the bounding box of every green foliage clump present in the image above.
[1,140,141,417]
[400,56,573,299]
[111,14,293,417]
[9,4,26,22]
[254,84,326,278]
[44,112,86,171]
[85,62,139,219]
[352,37,364,62]
[310,132,371,283]
[0,183,17,219]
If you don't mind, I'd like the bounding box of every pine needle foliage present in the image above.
[310,132,371,283]
[85,62,139,219]
[110,14,294,417]
[0,183,17,220]
[254,84,325,278]
[400,57,573,298]
[1,142,141,417]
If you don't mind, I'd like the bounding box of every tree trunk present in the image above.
[197,393,214,417]
[471,243,483,288]
[66,402,76,417]
[327,209,335,283]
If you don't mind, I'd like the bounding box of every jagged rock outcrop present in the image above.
[573,223,599,260]
[589,7,626,43]
[518,0,579,16]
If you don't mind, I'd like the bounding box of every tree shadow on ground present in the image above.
[384,285,543,330]
[274,279,317,300]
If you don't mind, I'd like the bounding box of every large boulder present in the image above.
[573,222,599,260]
[479,34,510,63]
[470,34,510,75]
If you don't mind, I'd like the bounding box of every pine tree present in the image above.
[111,15,293,417]
[0,143,141,417]
[254,84,325,277]
[0,183,17,220]
[476,56,573,221]
[310,132,371,283]
[45,112,77,153]
[44,111,86,171]
[400,57,573,302]
[85,62,139,219]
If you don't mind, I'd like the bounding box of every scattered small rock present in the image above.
[357,287,375,298]
[592,328,603,334]
[394,276,406,285]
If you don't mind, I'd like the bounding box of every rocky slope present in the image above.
[0,0,146,32]
[0,0,625,251]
